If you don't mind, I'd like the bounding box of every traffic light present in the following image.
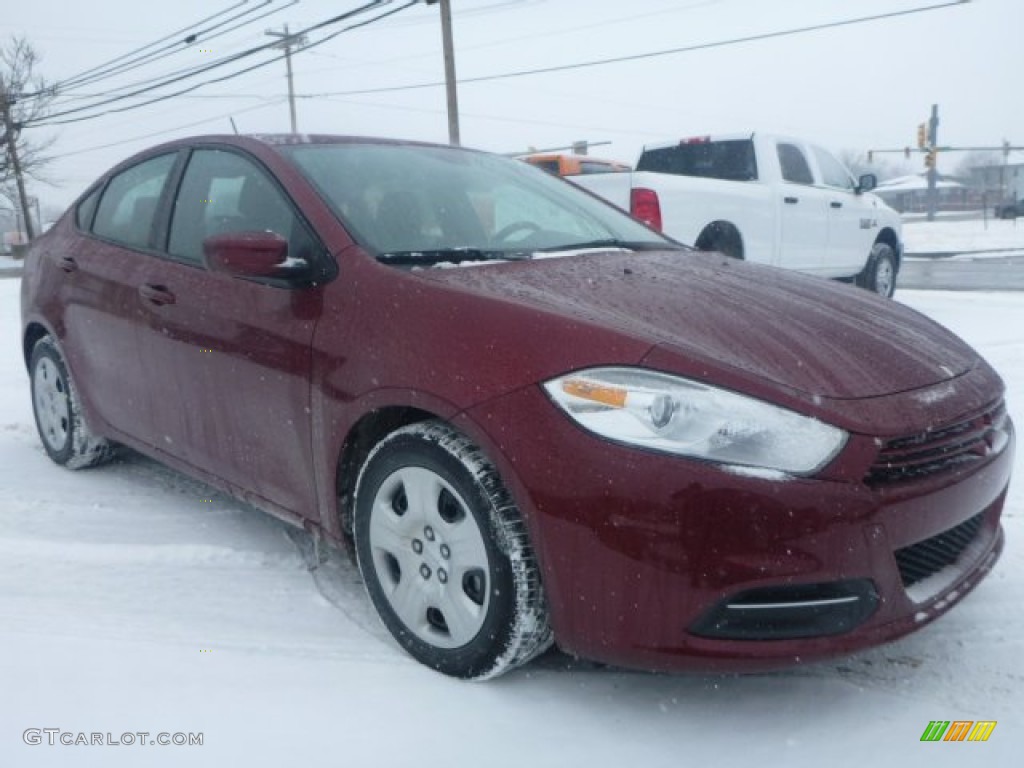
[924,150,936,169]
[917,123,927,149]
[867,150,874,163]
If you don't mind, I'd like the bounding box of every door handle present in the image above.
[58,256,78,273]
[784,196,799,204]
[830,201,843,209]
[139,283,176,306]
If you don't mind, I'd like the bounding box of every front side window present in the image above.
[92,153,176,249]
[168,149,316,265]
[75,186,102,231]
[529,159,561,175]
[813,147,855,190]
[777,143,814,185]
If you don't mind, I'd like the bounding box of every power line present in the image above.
[52,1,299,98]
[29,1,410,127]
[16,1,263,101]
[311,0,730,71]
[310,1,972,98]
[40,2,299,110]
[47,2,297,107]
[54,1,267,92]
[48,97,288,160]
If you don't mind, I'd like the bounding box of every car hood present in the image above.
[422,250,977,400]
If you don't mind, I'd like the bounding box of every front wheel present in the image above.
[353,421,552,679]
[856,242,898,298]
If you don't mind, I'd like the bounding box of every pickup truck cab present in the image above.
[572,133,903,297]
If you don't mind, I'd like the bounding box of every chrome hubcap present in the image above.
[369,467,490,649]
[876,258,895,296]
[33,357,70,451]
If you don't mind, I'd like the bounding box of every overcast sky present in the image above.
[2,0,1021,211]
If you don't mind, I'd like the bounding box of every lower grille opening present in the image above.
[689,579,879,640]
[894,512,985,589]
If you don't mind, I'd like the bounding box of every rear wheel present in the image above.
[353,421,552,679]
[695,221,743,260]
[29,337,116,469]
[856,242,897,298]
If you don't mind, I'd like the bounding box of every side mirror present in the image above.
[202,231,308,280]
[857,173,877,194]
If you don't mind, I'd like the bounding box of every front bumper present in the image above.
[459,384,1013,673]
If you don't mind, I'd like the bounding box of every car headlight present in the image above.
[542,367,846,475]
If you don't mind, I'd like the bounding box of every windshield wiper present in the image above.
[377,248,532,265]
[536,238,686,253]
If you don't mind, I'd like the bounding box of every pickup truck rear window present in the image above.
[636,140,757,182]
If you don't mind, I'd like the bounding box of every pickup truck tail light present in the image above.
[630,188,662,232]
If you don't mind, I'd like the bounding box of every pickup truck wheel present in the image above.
[695,222,743,260]
[856,242,897,299]
[354,421,553,679]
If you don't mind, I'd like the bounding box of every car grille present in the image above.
[866,401,1006,486]
[894,512,985,588]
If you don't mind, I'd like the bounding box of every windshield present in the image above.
[280,142,673,263]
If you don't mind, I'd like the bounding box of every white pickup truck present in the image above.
[571,133,903,297]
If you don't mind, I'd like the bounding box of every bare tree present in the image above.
[838,149,914,184]
[1,36,57,240]
[954,150,1001,180]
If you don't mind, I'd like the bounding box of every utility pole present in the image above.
[265,24,307,133]
[0,75,36,240]
[426,0,460,145]
[926,104,939,221]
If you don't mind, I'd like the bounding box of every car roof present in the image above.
[86,133,479,195]
[139,133,458,155]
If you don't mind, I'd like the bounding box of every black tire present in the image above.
[353,421,552,679]
[856,242,898,299]
[29,336,116,469]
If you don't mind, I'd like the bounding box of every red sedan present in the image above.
[20,135,1013,679]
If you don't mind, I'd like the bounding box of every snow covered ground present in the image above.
[0,254,23,274]
[903,216,1024,256]
[1,278,1021,767]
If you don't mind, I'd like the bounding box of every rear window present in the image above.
[636,140,757,181]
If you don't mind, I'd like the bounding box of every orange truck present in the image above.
[522,153,630,177]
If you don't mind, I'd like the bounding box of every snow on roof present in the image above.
[875,174,965,192]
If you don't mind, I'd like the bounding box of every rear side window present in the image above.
[92,154,176,249]
[530,159,560,175]
[636,140,757,181]
[777,143,815,185]
[75,187,102,230]
[576,161,624,175]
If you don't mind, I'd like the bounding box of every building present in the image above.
[967,151,1024,209]
[873,173,980,214]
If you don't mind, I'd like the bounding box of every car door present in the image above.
[775,141,830,273]
[133,146,325,516]
[811,145,874,276]
[57,152,181,439]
